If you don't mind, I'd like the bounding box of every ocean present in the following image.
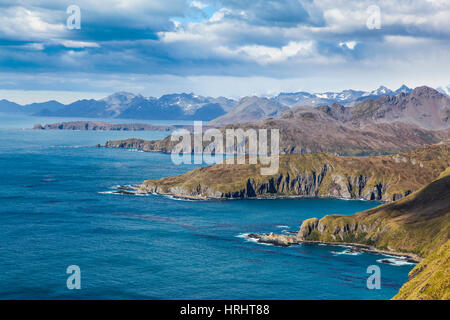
[0,113,414,299]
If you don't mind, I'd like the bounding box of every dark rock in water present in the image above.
[109,185,142,195]
[379,259,395,265]
[346,247,362,254]
[244,232,297,247]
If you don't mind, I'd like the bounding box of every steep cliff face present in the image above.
[105,138,174,153]
[143,169,411,201]
[296,167,450,258]
[105,120,449,156]
[137,143,449,202]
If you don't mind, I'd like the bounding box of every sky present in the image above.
[0,0,449,104]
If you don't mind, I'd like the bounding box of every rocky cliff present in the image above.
[132,142,449,202]
[243,168,449,299]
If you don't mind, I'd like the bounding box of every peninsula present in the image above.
[33,121,179,131]
[118,142,449,202]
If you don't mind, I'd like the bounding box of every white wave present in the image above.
[159,194,203,202]
[98,191,115,194]
[235,233,274,246]
[376,257,416,266]
[331,249,362,256]
[236,233,250,239]
[275,225,289,229]
[98,190,147,196]
[48,145,89,149]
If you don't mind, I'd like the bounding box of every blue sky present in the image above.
[0,0,449,103]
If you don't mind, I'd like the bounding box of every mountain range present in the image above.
[0,92,237,121]
[105,86,450,156]
[2,84,446,122]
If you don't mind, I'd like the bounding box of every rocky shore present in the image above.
[241,232,421,262]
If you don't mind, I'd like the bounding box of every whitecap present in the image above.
[376,257,416,266]
[331,249,362,256]
[235,233,274,246]
[158,194,205,202]
[98,191,115,194]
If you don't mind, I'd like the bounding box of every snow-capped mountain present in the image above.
[2,84,443,121]
[436,85,450,97]
[368,85,393,96]
[101,92,139,117]
[31,92,236,121]
[273,85,412,107]
[395,85,413,94]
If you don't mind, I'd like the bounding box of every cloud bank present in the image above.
[0,0,449,101]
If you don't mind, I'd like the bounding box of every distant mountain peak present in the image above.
[395,84,412,94]
[411,85,445,98]
[371,85,393,96]
[436,85,450,97]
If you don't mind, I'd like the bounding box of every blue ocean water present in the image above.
[0,114,414,300]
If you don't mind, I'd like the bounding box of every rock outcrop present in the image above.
[246,233,298,247]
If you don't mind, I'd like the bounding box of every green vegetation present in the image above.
[393,239,449,300]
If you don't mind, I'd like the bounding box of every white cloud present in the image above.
[218,41,315,64]
[190,1,208,9]
[0,6,66,41]
[339,41,357,50]
[59,40,101,48]
[0,0,449,97]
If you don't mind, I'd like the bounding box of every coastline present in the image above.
[244,233,422,263]
[107,185,420,262]
[111,184,389,202]
[299,240,422,263]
